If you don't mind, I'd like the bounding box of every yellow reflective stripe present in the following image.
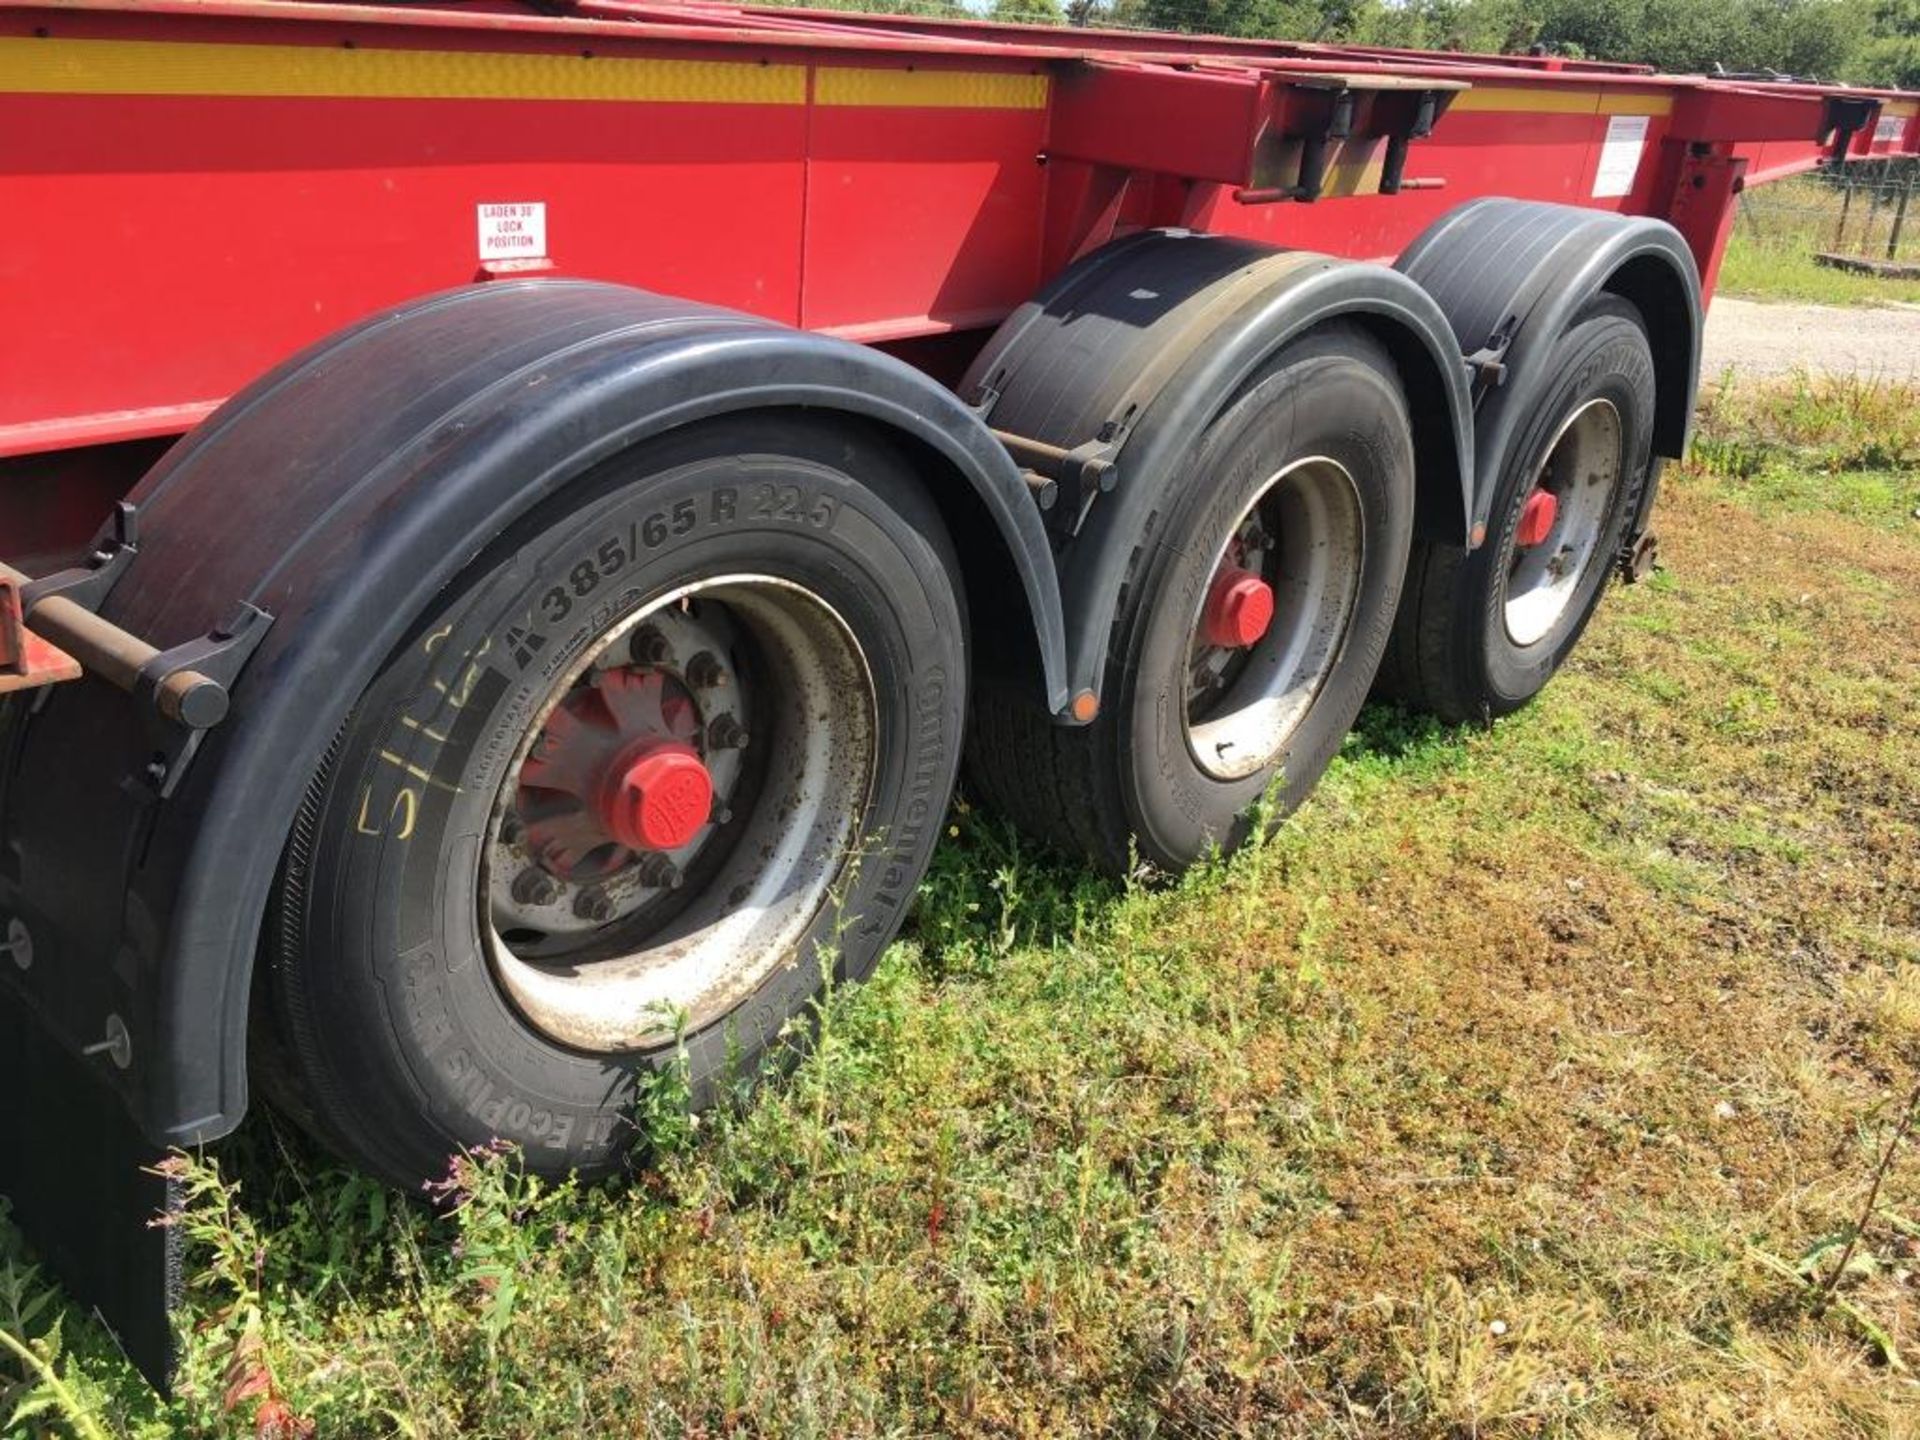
[0,36,805,104]
[1885,102,1918,119]
[0,38,1048,111]
[1452,86,1671,117]
[815,66,1047,110]
[1598,91,1672,116]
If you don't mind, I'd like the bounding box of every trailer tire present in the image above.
[258,415,965,1190]
[1378,297,1654,724]
[969,325,1414,875]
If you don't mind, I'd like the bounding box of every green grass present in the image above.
[1719,175,1920,306]
[6,376,1920,1438]
[1691,370,1920,532]
[1718,228,1918,306]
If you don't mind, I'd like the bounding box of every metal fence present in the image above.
[1735,157,1920,272]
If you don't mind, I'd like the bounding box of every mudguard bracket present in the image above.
[134,601,274,798]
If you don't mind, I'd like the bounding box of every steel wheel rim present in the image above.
[1503,398,1624,648]
[481,574,877,1054]
[1183,456,1365,782]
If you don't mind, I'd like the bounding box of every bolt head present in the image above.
[5,918,30,972]
[634,853,685,890]
[511,868,561,906]
[707,715,750,751]
[628,626,672,666]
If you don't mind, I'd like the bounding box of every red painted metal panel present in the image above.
[1,90,808,444]
[1195,108,1627,261]
[802,80,1047,335]
[1,0,1915,465]
[1048,63,1264,187]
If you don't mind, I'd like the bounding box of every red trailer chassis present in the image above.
[2,0,1916,1388]
[2,0,1915,470]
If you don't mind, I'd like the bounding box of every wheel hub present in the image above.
[1183,457,1364,782]
[599,742,712,854]
[518,668,712,879]
[1201,567,1276,649]
[489,603,752,947]
[1503,397,1624,648]
[1515,488,1559,549]
[481,576,879,1054]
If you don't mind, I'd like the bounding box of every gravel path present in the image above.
[1701,296,1920,382]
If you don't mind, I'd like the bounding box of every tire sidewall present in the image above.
[1471,308,1655,712]
[279,420,964,1185]
[1118,338,1416,868]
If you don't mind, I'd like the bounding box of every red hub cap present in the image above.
[517,667,711,876]
[1201,568,1276,650]
[1516,488,1559,549]
[599,744,712,853]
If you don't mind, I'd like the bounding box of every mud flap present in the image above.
[0,995,180,1391]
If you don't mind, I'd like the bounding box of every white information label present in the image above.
[1876,113,1906,145]
[476,201,548,261]
[1592,114,1651,199]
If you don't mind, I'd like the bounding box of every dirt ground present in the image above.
[1703,295,1920,381]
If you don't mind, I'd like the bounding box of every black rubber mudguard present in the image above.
[0,999,179,1389]
[0,280,1066,1158]
[1395,197,1703,539]
[961,229,1476,710]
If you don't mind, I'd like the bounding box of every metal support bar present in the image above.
[1822,96,1880,165]
[1235,82,1457,205]
[1021,468,1059,512]
[1889,164,1914,260]
[0,573,82,694]
[1379,89,1441,195]
[991,428,1120,494]
[0,562,225,727]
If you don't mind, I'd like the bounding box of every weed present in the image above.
[0,1238,111,1440]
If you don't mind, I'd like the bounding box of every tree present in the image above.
[991,0,1065,22]
[780,0,1901,81]
[1138,0,1348,39]
[1526,0,1865,78]
[1861,0,1920,87]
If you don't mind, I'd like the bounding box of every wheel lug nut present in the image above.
[628,625,671,666]
[707,714,749,750]
[686,650,728,689]
[511,868,561,906]
[574,887,615,923]
[499,814,524,845]
[634,854,684,890]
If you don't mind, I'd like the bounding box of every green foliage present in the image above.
[1688,370,1920,529]
[1073,0,1910,83]
[750,0,1915,83]
[1861,0,1920,86]
[1523,0,1862,78]
[1139,0,1321,41]
[1352,0,1539,53]
[990,0,1065,23]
